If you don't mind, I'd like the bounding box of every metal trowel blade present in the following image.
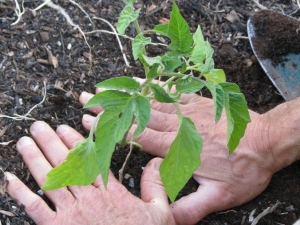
[247,15,300,101]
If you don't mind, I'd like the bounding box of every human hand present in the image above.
[5,121,175,225]
[80,84,300,225]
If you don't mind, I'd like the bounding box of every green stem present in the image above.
[159,72,185,78]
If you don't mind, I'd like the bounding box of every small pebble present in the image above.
[67,43,72,50]
[37,189,44,196]
[128,177,135,188]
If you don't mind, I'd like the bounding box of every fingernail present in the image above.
[96,88,106,93]
[153,158,162,171]
[5,172,16,181]
[83,114,94,123]
[30,121,47,135]
[80,91,93,102]
[56,125,70,137]
[18,136,33,147]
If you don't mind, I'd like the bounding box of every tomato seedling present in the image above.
[42,1,250,202]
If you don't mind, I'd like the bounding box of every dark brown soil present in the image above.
[0,0,300,224]
[250,10,300,62]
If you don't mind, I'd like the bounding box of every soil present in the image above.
[250,10,300,62]
[0,0,300,224]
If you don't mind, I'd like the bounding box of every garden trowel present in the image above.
[247,10,300,101]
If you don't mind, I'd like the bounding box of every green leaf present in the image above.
[132,95,151,139]
[95,77,140,93]
[132,34,151,60]
[117,5,140,35]
[206,81,225,123]
[84,90,131,109]
[219,83,251,153]
[153,23,169,36]
[176,76,204,94]
[190,25,206,64]
[42,138,100,190]
[168,2,192,53]
[94,110,129,186]
[139,54,163,67]
[146,64,159,79]
[44,90,137,189]
[203,69,226,84]
[200,42,214,74]
[149,83,176,103]
[161,51,183,73]
[160,116,202,202]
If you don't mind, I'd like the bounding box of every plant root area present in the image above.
[0,0,300,224]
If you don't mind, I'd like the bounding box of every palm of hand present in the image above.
[80,92,273,225]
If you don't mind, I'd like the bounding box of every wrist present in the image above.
[254,99,300,172]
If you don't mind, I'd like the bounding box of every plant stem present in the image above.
[159,72,185,78]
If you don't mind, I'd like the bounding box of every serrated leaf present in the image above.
[168,2,192,53]
[42,138,100,190]
[84,90,132,109]
[160,116,202,202]
[95,77,140,93]
[161,51,183,72]
[153,23,169,37]
[190,25,206,64]
[132,95,151,139]
[200,42,214,74]
[219,83,251,153]
[149,83,176,103]
[132,34,151,60]
[206,81,225,123]
[146,64,159,79]
[139,54,163,67]
[117,5,140,35]
[203,69,226,84]
[46,90,136,188]
[176,76,204,94]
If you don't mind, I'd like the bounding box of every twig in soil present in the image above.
[0,141,13,146]
[250,201,281,225]
[69,0,93,26]
[0,81,47,121]
[252,0,268,10]
[119,142,133,183]
[31,0,93,72]
[11,0,25,25]
[92,17,130,67]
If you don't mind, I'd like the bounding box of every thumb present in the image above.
[140,158,168,204]
[170,182,232,225]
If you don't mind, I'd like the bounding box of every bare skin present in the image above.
[79,89,300,225]
[5,86,300,225]
[5,122,175,225]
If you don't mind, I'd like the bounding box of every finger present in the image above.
[129,125,175,157]
[170,182,235,225]
[82,109,178,133]
[56,124,85,149]
[79,91,103,114]
[140,158,173,222]
[140,158,168,203]
[82,114,95,131]
[30,121,69,166]
[16,136,74,204]
[147,109,178,131]
[5,172,56,224]
[82,114,174,157]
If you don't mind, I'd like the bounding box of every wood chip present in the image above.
[0,210,15,217]
[45,47,58,68]
[0,126,8,138]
